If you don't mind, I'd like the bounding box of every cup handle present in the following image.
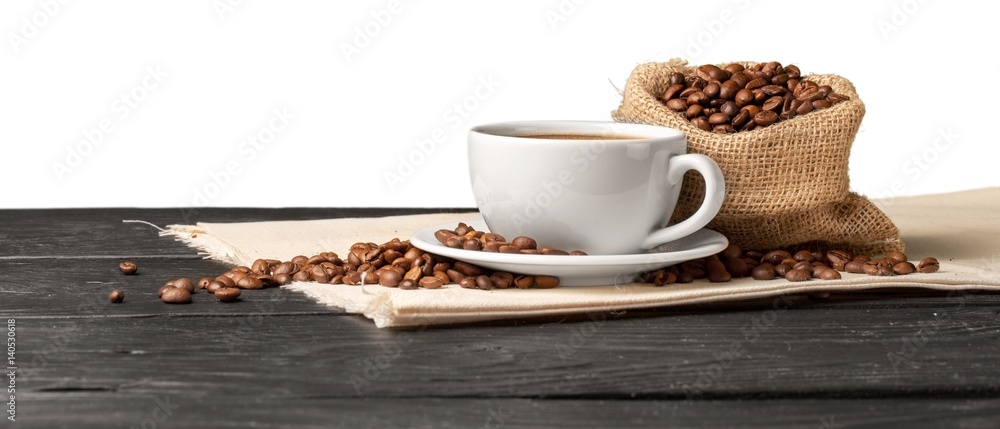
[640,153,725,250]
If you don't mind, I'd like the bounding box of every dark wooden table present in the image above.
[4,208,999,428]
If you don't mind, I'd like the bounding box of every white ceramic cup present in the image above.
[468,120,725,255]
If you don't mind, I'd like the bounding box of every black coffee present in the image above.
[513,133,646,140]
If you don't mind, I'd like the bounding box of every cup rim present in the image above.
[469,120,685,142]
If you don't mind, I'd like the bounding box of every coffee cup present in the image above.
[468,120,725,255]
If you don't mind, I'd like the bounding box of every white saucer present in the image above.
[410,220,728,286]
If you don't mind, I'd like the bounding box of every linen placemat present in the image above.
[161,188,1000,328]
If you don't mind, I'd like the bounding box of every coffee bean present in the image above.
[251,259,271,275]
[462,238,482,251]
[917,257,940,273]
[753,110,778,127]
[513,275,534,289]
[734,88,754,106]
[273,273,292,285]
[793,250,815,262]
[167,278,195,293]
[785,269,811,282]
[668,72,685,86]
[864,260,895,276]
[893,261,916,275]
[826,250,852,270]
[666,98,688,111]
[399,279,419,290]
[762,96,783,112]
[237,274,265,289]
[118,261,138,275]
[214,287,241,302]
[161,287,191,304]
[540,247,569,256]
[197,277,213,289]
[491,272,514,289]
[418,277,444,289]
[685,104,704,119]
[709,112,730,125]
[724,258,751,277]
[663,84,685,102]
[109,289,125,303]
[683,116,706,131]
[761,250,792,265]
[708,270,731,282]
[703,82,721,98]
[569,250,588,256]
[455,277,475,289]
[774,263,792,276]
[473,275,492,290]
[886,251,908,265]
[535,275,560,289]
[792,261,814,275]
[379,269,402,287]
[751,263,776,280]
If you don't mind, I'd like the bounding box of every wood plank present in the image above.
[12,308,1000,399]
[5,257,1000,318]
[15,395,1000,429]
[0,208,473,258]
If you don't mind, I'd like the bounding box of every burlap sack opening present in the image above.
[612,59,903,254]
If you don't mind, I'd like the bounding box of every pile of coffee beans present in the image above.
[642,245,940,286]
[659,61,850,133]
[434,222,587,255]
[113,224,943,304]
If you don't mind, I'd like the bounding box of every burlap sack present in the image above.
[612,59,903,255]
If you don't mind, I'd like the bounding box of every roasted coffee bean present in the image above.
[197,277,213,289]
[535,275,560,289]
[257,275,279,288]
[161,287,191,304]
[668,72,685,86]
[290,255,308,265]
[666,98,688,111]
[403,266,422,282]
[713,124,734,133]
[676,272,694,283]
[753,110,778,127]
[917,257,940,273]
[379,269,402,287]
[446,269,466,283]
[399,279,419,290]
[864,260,895,276]
[762,96,783,112]
[513,275,534,289]
[709,112,730,125]
[273,273,292,285]
[734,88,754,106]
[761,250,792,265]
[569,250,588,256]
[491,272,514,289]
[785,269,811,282]
[790,262,813,276]
[886,251,908,265]
[685,104,703,119]
[118,261,138,275]
[793,250,815,262]
[826,250,852,270]
[214,287,241,302]
[816,268,841,280]
[418,277,444,289]
[719,80,741,100]
[474,275,493,290]
[707,270,731,282]
[251,259,271,275]
[540,247,569,256]
[690,116,711,131]
[663,84,685,102]
[724,258,751,278]
[237,275,265,289]
[703,82,721,98]
[774,263,792,277]
[751,263,776,280]
[167,278,195,293]
[844,259,865,274]
[462,238,482,251]
[453,261,482,277]
[206,281,226,294]
[719,244,741,260]
[893,261,916,275]
[109,289,125,303]
[483,242,503,252]
[458,277,477,289]
[292,269,312,282]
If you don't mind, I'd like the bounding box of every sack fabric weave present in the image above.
[612,59,903,255]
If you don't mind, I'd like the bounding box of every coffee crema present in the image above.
[511,133,647,140]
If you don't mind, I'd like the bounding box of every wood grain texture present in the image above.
[4,208,1000,428]
[16,395,1000,429]
[14,310,1000,398]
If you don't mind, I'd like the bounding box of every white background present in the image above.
[3,0,998,209]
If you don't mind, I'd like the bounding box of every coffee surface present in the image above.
[512,133,646,140]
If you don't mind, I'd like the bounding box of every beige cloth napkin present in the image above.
[163,188,1000,328]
